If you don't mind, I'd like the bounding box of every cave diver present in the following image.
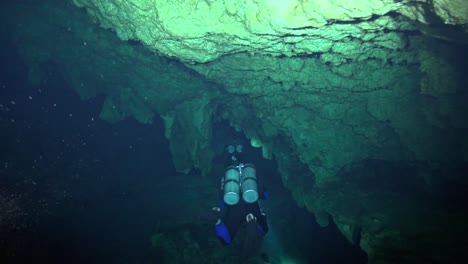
[212,141,269,259]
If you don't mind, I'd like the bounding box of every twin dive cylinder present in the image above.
[223,164,258,205]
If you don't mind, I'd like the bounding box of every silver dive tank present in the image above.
[223,166,241,205]
[241,164,258,203]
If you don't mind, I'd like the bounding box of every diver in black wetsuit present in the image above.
[212,142,269,258]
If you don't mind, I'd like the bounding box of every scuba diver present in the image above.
[212,141,269,259]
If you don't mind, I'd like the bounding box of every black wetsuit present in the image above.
[219,198,269,241]
[215,143,269,250]
[216,160,269,246]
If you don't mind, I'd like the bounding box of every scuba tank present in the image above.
[223,163,258,205]
[240,164,258,203]
[223,166,241,205]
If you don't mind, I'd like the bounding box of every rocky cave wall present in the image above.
[5,0,468,263]
[3,0,222,176]
[69,0,468,185]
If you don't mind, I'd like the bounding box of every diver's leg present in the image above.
[257,211,269,234]
[242,214,262,260]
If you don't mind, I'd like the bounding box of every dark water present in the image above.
[0,36,367,263]
[0,39,171,263]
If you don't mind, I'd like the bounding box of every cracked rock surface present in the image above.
[73,0,468,63]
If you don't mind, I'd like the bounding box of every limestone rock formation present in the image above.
[5,0,468,263]
[72,0,468,63]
